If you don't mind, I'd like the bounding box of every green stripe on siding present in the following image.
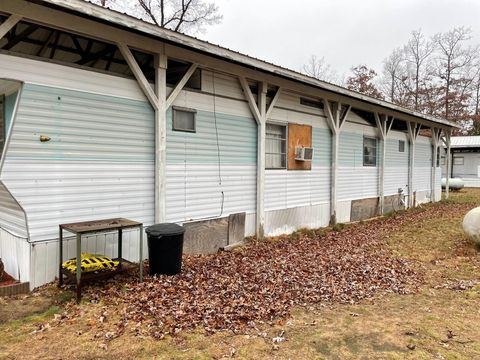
[312,127,331,166]
[166,109,257,164]
[8,84,154,161]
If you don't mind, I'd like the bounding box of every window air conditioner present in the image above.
[295,146,314,161]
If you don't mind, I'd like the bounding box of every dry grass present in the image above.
[0,189,479,359]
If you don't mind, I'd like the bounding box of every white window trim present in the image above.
[266,122,287,170]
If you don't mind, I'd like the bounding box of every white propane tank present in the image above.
[441,177,465,190]
[463,207,480,246]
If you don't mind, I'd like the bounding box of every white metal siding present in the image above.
[452,152,480,177]
[265,127,331,211]
[0,54,145,101]
[414,137,432,192]
[166,106,257,222]
[264,203,330,236]
[384,132,409,196]
[435,167,442,201]
[337,125,379,201]
[2,83,155,242]
[0,181,27,238]
[0,228,29,283]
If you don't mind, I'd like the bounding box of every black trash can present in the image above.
[145,223,185,276]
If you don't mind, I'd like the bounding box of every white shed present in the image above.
[442,136,480,187]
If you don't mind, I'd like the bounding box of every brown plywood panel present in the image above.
[288,123,312,170]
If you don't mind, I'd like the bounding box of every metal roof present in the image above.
[450,136,480,148]
[35,0,458,129]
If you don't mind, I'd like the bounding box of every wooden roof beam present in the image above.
[0,14,22,40]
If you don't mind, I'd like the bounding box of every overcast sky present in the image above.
[198,0,480,79]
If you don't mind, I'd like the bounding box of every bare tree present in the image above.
[346,65,384,100]
[404,29,436,110]
[381,47,409,104]
[469,70,480,134]
[435,27,478,122]
[86,0,222,34]
[136,0,222,33]
[302,55,339,84]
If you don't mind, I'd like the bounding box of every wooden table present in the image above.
[58,218,143,302]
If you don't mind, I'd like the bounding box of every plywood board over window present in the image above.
[288,123,312,170]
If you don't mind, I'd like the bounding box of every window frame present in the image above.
[265,122,287,170]
[300,97,324,110]
[398,140,405,153]
[440,156,446,166]
[453,156,464,165]
[172,106,197,133]
[363,136,377,167]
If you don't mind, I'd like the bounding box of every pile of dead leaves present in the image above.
[56,201,473,339]
[88,214,429,337]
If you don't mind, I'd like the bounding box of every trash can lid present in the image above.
[146,223,185,236]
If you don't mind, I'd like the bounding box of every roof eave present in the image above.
[36,0,459,129]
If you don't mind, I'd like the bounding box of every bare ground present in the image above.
[0,189,479,359]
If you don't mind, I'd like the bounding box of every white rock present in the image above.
[463,207,480,245]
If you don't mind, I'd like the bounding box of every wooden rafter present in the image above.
[265,87,282,120]
[2,23,39,50]
[239,76,262,124]
[117,42,159,110]
[69,34,85,55]
[37,29,55,57]
[166,63,198,108]
[49,30,60,59]
[0,14,22,40]
[77,44,113,65]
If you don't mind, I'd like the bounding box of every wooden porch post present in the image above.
[430,128,442,203]
[406,122,421,208]
[374,113,394,215]
[443,129,452,199]
[322,100,351,225]
[239,77,281,238]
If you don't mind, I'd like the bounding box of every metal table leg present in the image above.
[76,233,81,303]
[58,227,63,286]
[118,228,123,266]
[139,225,143,282]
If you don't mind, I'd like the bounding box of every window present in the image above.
[266,123,287,169]
[300,97,324,109]
[363,136,377,166]
[440,156,446,166]
[453,156,464,165]
[172,107,196,132]
[398,140,405,153]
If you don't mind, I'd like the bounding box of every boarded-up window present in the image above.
[266,123,287,169]
[363,136,377,166]
[287,123,312,170]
